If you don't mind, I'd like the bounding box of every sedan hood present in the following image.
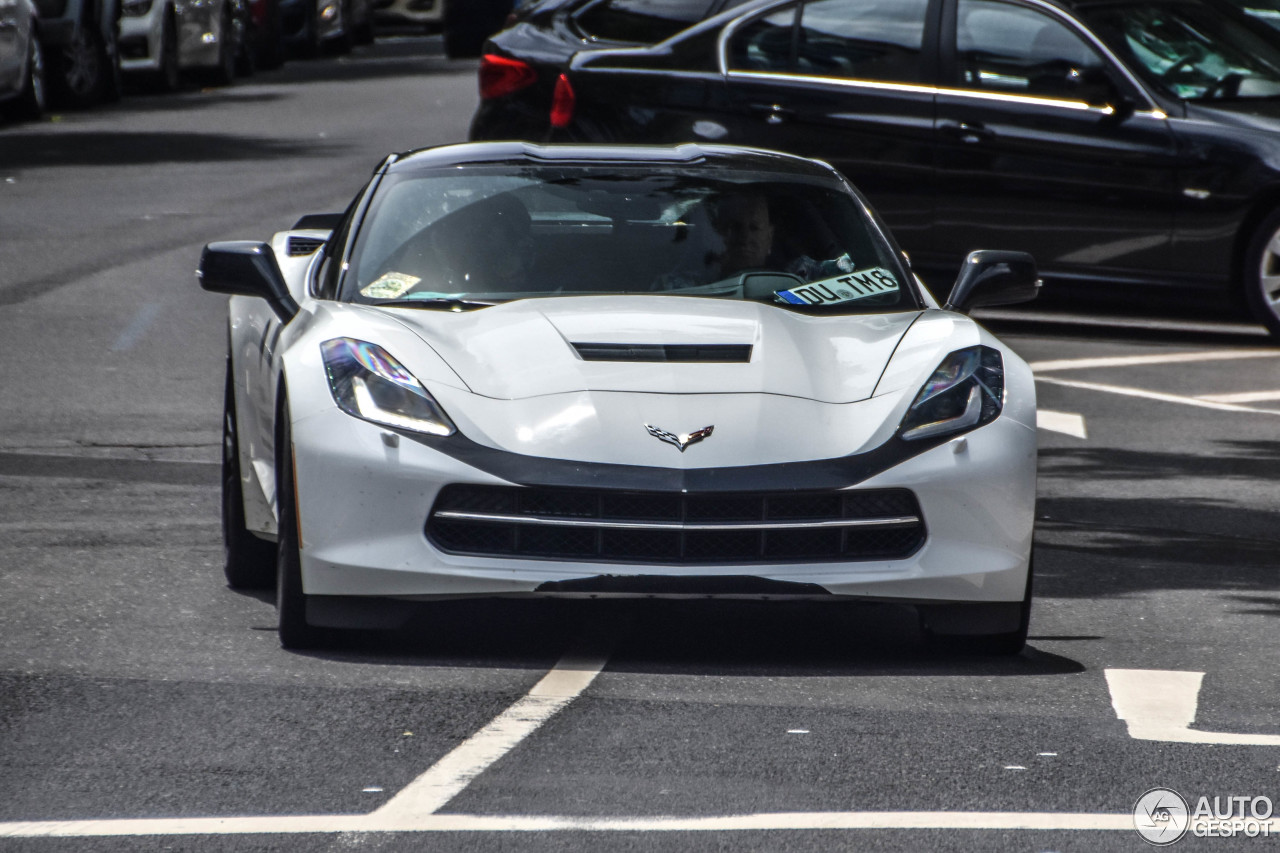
[382,296,921,404]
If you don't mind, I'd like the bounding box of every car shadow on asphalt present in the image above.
[0,131,343,170]
[274,595,1084,678]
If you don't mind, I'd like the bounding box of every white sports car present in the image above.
[199,142,1040,653]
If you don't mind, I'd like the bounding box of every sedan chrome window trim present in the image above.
[723,69,1166,118]
[714,0,1161,116]
[432,509,922,532]
[986,0,1161,115]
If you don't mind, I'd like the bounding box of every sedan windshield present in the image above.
[342,165,916,314]
[1080,1,1280,100]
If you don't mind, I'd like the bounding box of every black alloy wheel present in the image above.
[275,397,325,649]
[221,360,277,589]
[50,25,106,108]
[1243,207,1280,338]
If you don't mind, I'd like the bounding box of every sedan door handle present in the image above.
[748,103,795,125]
[939,121,994,144]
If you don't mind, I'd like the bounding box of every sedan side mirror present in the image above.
[198,241,298,322]
[944,250,1040,314]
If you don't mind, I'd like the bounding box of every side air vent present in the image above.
[572,343,752,363]
[286,236,326,256]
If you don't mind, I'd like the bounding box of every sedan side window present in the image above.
[728,0,929,84]
[956,0,1110,101]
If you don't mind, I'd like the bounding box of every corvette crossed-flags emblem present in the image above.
[644,423,715,452]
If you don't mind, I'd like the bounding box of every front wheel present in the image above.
[1243,208,1280,337]
[276,399,325,649]
[919,558,1033,656]
[221,360,276,589]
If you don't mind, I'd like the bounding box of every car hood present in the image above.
[381,296,921,404]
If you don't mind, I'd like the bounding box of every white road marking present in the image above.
[1198,389,1280,404]
[110,302,162,352]
[1106,669,1280,745]
[1036,410,1087,438]
[373,646,613,821]
[974,308,1267,337]
[1035,376,1280,416]
[0,811,1150,837]
[1030,349,1280,373]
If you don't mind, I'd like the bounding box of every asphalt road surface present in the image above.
[2,36,1279,853]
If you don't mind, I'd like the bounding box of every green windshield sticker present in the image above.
[775,267,900,306]
[362,272,421,299]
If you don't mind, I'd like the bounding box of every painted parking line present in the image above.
[1029,349,1280,374]
[1036,410,1087,439]
[373,646,613,821]
[1035,376,1280,416]
[1198,389,1280,404]
[1106,669,1280,746]
[0,811,1142,837]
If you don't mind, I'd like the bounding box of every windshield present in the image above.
[1080,1,1280,100]
[342,164,917,315]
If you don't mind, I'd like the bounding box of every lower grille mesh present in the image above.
[427,485,925,564]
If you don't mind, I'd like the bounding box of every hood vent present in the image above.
[572,343,752,363]
[286,236,326,256]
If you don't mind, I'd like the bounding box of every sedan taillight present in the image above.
[550,73,575,128]
[479,54,537,100]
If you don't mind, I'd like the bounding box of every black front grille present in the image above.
[427,485,924,564]
[572,343,753,363]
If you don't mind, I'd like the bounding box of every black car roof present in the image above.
[385,141,844,181]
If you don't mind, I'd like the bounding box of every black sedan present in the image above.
[471,0,1280,334]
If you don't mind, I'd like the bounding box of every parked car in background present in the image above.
[472,0,1280,336]
[372,0,442,32]
[281,0,370,56]
[0,0,45,119]
[119,0,250,87]
[34,0,121,107]
[442,0,511,57]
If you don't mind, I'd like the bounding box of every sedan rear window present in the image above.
[344,165,917,315]
[574,0,720,43]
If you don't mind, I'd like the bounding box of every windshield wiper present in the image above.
[373,297,499,311]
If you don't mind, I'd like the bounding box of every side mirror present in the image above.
[197,241,298,322]
[943,250,1040,314]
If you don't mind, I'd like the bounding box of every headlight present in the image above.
[321,338,456,436]
[899,346,1003,441]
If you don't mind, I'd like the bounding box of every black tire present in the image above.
[275,397,325,649]
[919,557,1033,656]
[1242,207,1280,337]
[49,26,107,108]
[11,32,47,120]
[253,0,285,70]
[222,361,277,589]
[208,4,237,84]
[101,23,123,102]
[146,10,181,92]
[295,1,321,59]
